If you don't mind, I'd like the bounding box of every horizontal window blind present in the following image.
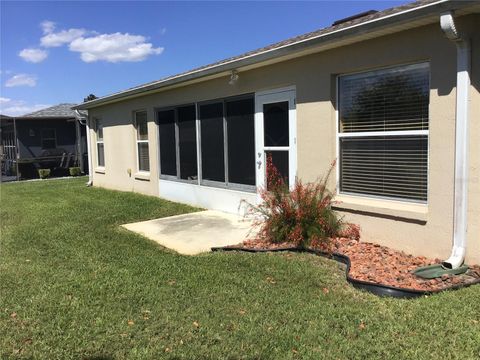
[95,120,104,167]
[338,63,430,203]
[137,142,149,172]
[135,112,148,140]
[340,136,428,201]
[339,63,429,133]
[97,143,105,167]
[135,111,150,172]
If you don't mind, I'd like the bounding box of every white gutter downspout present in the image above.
[74,110,93,186]
[440,12,470,269]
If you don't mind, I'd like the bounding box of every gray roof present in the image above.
[21,103,78,118]
[75,0,480,110]
[133,0,438,89]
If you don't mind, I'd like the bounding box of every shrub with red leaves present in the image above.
[248,156,349,250]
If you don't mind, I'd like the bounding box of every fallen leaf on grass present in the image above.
[266,276,276,284]
[127,320,134,326]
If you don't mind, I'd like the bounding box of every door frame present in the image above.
[254,86,297,191]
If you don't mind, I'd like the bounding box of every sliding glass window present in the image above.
[157,105,197,180]
[158,94,255,191]
[199,102,225,182]
[158,109,177,176]
[226,97,255,186]
[199,95,255,189]
[178,105,197,180]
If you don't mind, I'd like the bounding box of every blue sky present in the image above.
[1,0,406,116]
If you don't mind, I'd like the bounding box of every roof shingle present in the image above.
[21,103,78,118]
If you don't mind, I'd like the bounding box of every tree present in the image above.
[83,94,98,102]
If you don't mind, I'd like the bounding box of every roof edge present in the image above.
[74,0,471,110]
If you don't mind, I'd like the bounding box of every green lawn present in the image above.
[1,178,479,359]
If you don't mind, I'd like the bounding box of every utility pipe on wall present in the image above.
[440,11,471,269]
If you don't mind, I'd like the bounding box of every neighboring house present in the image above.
[0,104,88,180]
[74,0,480,265]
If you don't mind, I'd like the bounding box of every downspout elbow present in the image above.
[442,246,466,270]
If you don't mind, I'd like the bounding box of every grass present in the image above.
[1,177,479,359]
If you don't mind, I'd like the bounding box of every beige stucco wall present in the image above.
[87,15,479,263]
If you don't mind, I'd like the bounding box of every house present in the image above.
[0,104,88,180]
[74,0,480,265]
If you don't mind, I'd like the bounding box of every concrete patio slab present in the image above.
[121,210,255,255]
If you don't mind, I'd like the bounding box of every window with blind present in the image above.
[338,62,429,202]
[135,111,150,172]
[95,119,105,167]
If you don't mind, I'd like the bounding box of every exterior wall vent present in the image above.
[332,10,378,26]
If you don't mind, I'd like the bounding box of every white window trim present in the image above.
[337,130,428,138]
[95,118,105,170]
[134,110,150,175]
[335,62,430,204]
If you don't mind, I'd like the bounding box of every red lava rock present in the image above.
[234,237,480,292]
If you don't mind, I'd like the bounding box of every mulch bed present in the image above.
[225,238,480,292]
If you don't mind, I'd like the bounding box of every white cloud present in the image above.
[5,74,37,87]
[69,33,163,63]
[34,20,164,63]
[0,98,51,116]
[41,20,56,34]
[19,48,48,63]
[41,28,86,47]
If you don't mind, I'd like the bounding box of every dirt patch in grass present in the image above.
[226,238,480,292]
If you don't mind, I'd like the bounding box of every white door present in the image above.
[255,88,297,190]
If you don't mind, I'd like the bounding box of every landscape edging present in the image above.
[210,246,480,298]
